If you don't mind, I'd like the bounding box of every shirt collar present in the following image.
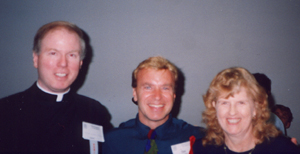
[135,114,173,139]
[36,82,70,102]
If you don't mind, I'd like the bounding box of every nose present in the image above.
[153,89,162,100]
[229,103,237,115]
[58,55,68,67]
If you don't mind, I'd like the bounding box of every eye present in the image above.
[69,53,79,58]
[219,101,228,105]
[238,101,245,104]
[144,85,151,90]
[49,51,56,55]
[162,86,170,90]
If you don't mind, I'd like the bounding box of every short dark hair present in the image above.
[253,73,271,93]
[272,104,293,123]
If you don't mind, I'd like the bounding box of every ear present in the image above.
[253,102,257,118]
[212,101,216,107]
[80,60,83,68]
[286,122,291,129]
[33,52,38,68]
[133,88,138,102]
[253,111,256,118]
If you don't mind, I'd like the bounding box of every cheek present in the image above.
[142,92,152,98]
[163,94,173,101]
[137,91,152,102]
[216,110,225,125]
[217,112,225,121]
[163,91,175,99]
[215,109,223,123]
[240,107,253,118]
[70,61,81,68]
[38,61,51,71]
[68,62,81,73]
[39,57,56,67]
[216,106,227,117]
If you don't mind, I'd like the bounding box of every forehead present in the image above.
[218,87,251,100]
[41,28,81,49]
[275,108,283,113]
[137,68,175,84]
[43,27,79,41]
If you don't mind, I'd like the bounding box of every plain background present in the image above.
[1,0,300,141]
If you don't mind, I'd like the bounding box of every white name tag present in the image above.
[82,121,105,142]
[171,141,190,154]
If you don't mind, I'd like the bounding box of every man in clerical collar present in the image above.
[103,56,204,154]
[0,21,112,153]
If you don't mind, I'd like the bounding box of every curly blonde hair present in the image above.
[202,67,279,146]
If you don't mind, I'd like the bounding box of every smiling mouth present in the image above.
[56,73,67,77]
[227,119,241,124]
[149,104,164,108]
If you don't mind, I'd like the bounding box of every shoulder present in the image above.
[171,118,206,139]
[0,92,20,102]
[192,138,223,154]
[72,93,114,131]
[171,118,198,130]
[72,93,100,105]
[0,92,24,121]
[105,118,136,137]
[72,93,108,112]
[0,83,38,107]
[0,91,26,109]
[267,135,298,148]
[72,94,106,112]
[269,113,285,133]
[103,118,140,153]
[0,90,26,102]
[119,118,136,128]
[255,135,300,153]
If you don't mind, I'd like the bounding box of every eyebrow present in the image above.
[162,84,173,87]
[140,83,173,87]
[46,48,80,53]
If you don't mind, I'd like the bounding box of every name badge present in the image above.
[171,141,190,154]
[82,121,105,142]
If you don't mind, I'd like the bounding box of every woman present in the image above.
[192,67,299,154]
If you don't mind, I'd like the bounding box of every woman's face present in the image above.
[213,88,256,138]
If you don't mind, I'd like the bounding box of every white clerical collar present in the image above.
[36,82,70,102]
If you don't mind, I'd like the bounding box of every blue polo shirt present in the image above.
[103,114,205,154]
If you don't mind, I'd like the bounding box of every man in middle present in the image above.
[103,56,205,154]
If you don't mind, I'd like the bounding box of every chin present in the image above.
[52,86,69,92]
[151,115,168,122]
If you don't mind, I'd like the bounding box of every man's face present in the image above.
[274,109,290,129]
[133,68,176,129]
[33,28,82,93]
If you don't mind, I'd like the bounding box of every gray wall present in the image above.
[1,0,300,141]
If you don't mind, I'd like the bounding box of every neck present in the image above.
[139,114,169,130]
[224,131,256,152]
